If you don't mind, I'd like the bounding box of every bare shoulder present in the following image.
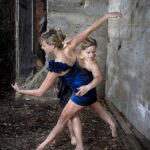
[88,59,98,67]
[84,59,96,71]
[88,59,101,72]
[64,39,75,52]
[55,49,76,66]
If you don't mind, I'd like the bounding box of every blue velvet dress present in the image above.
[47,59,97,106]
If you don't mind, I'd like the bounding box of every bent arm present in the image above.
[86,63,103,90]
[12,72,59,96]
[69,12,122,50]
[76,61,102,96]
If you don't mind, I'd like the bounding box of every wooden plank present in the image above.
[106,100,143,150]
[132,127,150,150]
[123,116,150,150]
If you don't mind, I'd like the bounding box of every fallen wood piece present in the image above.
[132,127,150,150]
[106,100,143,150]
[122,115,150,150]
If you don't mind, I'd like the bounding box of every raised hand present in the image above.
[105,12,122,19]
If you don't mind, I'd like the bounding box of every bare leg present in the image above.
[89,102,118,138]
[67,119,77,145]
[36,100,84,150]
[71,113,84,150]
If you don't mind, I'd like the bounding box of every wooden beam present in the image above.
[122,115,150,150]
[106,100,143,150]
[131,125,150,150]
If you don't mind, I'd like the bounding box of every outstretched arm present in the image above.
[69,12,122,50]
[11,72,59,96]
[76,61,102,96]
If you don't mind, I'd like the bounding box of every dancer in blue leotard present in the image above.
[12,12,122,150]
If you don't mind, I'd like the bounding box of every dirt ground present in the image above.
[0,91,127,150]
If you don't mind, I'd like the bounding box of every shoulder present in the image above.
[87,59,101,71]
[64,39,76,53]
[87,59,97,67]
[89,59,97,65]
[47,60,71,73]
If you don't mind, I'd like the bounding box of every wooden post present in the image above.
[15,0,36,81]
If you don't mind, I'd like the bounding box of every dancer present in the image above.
[78,37,118,138]
[12,12,122,150]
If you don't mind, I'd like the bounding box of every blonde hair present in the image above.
[81,37,97,50]
[40,29,66,49]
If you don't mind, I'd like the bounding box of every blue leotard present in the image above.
[47,59,97,106]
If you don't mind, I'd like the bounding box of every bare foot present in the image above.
[36,143,46,150]
[71,136,77,145]
[110,125,118,138]
[74,145,84,150]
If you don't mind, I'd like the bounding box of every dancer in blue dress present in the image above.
[12,12,122,150]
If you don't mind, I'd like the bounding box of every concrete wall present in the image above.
[106,0,150,140]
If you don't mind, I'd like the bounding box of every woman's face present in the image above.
[81,46,96,61]
[41,40,54,54]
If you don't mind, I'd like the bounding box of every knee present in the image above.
[58,113,70,125]
[71,114,80,122]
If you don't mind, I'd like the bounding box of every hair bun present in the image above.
[56,29,66,42]
[40,28,66,49]
[48,29,57,35]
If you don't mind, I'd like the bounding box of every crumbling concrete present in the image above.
[106,0,150,141]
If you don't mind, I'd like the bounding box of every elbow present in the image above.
[37,93,43,97]
[98,76,103,84]
[36,90,44,97]
[100,77,103,83]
